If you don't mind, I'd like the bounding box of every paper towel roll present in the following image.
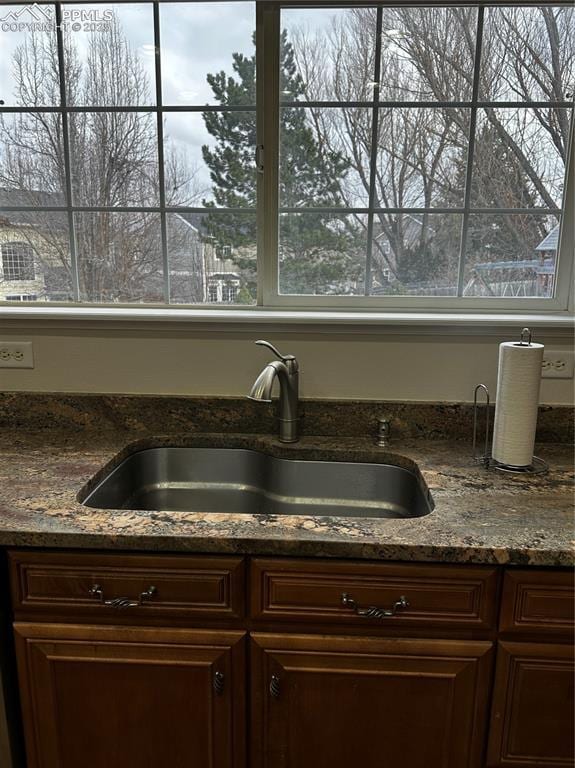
[491,340,544,467]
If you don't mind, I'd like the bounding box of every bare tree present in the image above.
[0,16,204,302]
[289,6,573,292]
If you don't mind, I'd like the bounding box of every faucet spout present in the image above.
[248,344,299,443]
[248,362,278,403]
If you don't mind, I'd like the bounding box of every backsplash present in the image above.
[0,393,572,443]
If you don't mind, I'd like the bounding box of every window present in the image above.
[1,241,35,281]
[222,283,238,303]
[0,2,573,313]
[275,5,573,304]
[5,293,38,301]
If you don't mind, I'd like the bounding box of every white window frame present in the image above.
[0,0,573,330]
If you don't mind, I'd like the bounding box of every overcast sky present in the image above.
[2,4,569,205]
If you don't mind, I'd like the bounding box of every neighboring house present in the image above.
[0,189,70,303]
[170,214,243,305]
[0,190,247,305]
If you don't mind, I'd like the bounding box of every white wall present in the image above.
[0,326,572,404]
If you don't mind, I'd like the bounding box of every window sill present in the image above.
[0,305,573,336]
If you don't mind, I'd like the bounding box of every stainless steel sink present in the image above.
[81,448,433,519]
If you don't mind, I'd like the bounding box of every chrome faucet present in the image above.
[248,339,299,443]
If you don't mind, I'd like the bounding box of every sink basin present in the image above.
[81,447,433,519]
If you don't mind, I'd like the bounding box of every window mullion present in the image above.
[153,1,170,304]
[364,6,384,296]
[55,2,80,302]
[257,2,280,306]
[455,5,485,297]
[553,117,574,307]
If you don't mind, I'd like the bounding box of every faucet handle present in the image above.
[255,339,296,362]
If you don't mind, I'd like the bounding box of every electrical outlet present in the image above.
[541,348,574,379]
[0,341,34,369]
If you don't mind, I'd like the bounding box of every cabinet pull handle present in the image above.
[213,671,225,695]
[269,675,281,699]
[341,592,409,619]
[88,584,157,609]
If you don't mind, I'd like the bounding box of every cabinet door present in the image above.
[15,623,246,768]
[251,633,493,768]
[487,641,574,767]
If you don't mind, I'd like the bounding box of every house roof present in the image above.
[0,187,66,209]
[174,212,203,234]
[535,225,560,252]
[0,188,67,230]
[374,214,427,250]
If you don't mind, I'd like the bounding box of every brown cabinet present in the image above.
[488,569,575,768]
[6,551,574,768]
[251,632,493,768]
[14,623,246,768]
[487,641,574,767]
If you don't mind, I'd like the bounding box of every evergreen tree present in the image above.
[202,31,363,298]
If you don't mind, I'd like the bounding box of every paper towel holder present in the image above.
[472,383,548,475]
[516,326,533,346]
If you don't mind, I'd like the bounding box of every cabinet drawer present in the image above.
[499,569,574,638]
[251,558,499,631]
[9,551,245,621]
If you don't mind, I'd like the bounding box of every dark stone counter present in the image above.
[0,430,572,566]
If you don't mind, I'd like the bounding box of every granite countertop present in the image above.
[0,430,573,566]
